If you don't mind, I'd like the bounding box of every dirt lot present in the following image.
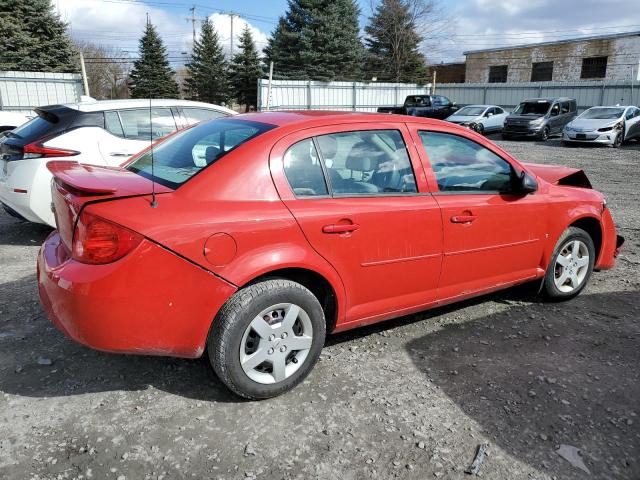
[1,137,638,480]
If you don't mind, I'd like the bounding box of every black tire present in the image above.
[474,123,485,135]
[539,126,550,142]
[613,129,624,148]
[542,227,595,301]
[208,279,326,399]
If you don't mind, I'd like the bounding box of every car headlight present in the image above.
[597,123,620,132]
[565,125,575,132]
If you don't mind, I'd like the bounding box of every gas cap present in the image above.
[203,233,237,267]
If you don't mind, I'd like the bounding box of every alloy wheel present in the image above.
[239,303,313,384]
[554,240,590,293]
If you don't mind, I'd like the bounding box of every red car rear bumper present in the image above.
[37,231,237,358]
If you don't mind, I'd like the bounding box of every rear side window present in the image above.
[117,108,177,140]
[419,131,514,193]
[181,108,228,125]
[283,139,328,197]
[126,118,275,189]
[105,111,124,137]
[316,130,417,195]
[561,102,570,114]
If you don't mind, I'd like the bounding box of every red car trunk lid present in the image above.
[48,161,172,250]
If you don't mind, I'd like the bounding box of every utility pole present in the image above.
[266,61,274,111]
[229,12,236,57]
[432,69,436,95]
[187,6,196,44]
[79,51,90,97]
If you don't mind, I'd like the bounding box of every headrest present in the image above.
[205,146,221,164]
[317,135,337,159]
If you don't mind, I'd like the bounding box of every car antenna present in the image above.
[149,95,158,208]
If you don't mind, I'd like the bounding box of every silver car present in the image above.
[445,105,509,134]
[563,106,640,148]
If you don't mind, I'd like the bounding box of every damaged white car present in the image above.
[562,106,640,148]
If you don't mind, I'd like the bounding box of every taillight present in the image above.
[23,139,80,159]
[72,211,143,264]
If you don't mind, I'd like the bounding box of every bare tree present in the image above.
[74,41,132,99]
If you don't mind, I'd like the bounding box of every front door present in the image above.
[409,125,547,301]
[270,123,443,325]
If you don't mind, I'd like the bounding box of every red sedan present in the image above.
[37,112,623,399]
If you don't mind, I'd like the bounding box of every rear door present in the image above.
[270,123,443,325]
[408,124,547,301]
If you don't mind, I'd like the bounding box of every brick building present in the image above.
[426,62,465,84]
[464,31,640,84]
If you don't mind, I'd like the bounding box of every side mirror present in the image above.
[518,171,538,194]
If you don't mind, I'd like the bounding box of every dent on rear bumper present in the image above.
[38,232,237,358]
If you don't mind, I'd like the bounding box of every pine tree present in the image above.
[229,26,262,112]
[364,0,429,83]
[184,18,229,104]
[264,0,363,81]
[129,21,179,98]
[0,0,77,72]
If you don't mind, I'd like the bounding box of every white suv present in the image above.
[0,99,235,226]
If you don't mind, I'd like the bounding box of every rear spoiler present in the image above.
[47,161,119,194]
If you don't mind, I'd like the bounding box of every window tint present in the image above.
[625,108,634,120]
[550,103,560,116]
[118,108,176,140]
[316,130,417,195]
[438,96,452,106]
[105,111,124,137]
[561,102,570,114]
[182,107,228,125]
[126,119,274,189]
[488,65,508,83]
[494,107,504,114]
[419,131,514,193]
[283,139,328,197]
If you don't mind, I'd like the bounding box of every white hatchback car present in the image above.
[0,99,235,226]
[445,105,509,134]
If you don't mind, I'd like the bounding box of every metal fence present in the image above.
[0,71,83,115]
[258,79,639,112]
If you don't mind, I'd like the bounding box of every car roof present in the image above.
[585,105,633,109]
[457,105,497,109]
[233,110,451,129]
[42,99,236,115]
[521,97,575,102]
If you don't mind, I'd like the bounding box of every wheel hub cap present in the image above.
[553,240,589,293]
[239,303,313,384]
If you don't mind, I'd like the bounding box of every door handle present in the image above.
[322,223,360,234]
[450,215,477,224]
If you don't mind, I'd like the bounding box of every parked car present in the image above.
[38,112,623,399]
[0,99,235,227]
[445,104,509,134]
[377,95,458,119]
[502,97,577,141]
[562,105,640,148]
[0,111,31,133]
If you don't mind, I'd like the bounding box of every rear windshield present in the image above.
[9,114,57,140]
[405,96,430,106]
[580,107,624,119]
[126,118,276,189]
[513,101,550,115]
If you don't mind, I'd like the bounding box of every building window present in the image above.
[488,65,508,83]
[531,61,553,82]
[581,56,608,79]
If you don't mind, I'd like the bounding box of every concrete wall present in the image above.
[465,35,640,83]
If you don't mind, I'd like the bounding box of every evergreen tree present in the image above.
[264,0,363,81]
[184,18,229,104]
[364,0,429,83]
[129,21,179,98]
[0,0,77,72]
[229,26,262,111]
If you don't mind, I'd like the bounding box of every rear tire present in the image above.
[542,227,595,301]
[208,279,326,399]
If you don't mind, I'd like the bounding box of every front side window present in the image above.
[550,103,560,116]
[118,108,177,140]
[316,130,417,195]
[561,102,570,114]
[126,118,275,189]
[419,131,514,193]
[283,138,328,197]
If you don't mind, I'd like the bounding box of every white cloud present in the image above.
[207,13,269,57]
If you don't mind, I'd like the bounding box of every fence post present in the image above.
[394,85,398,106]
[307,81,312,110]
[600,82,606,106]
[483,86,487,104]
[352,82,357,111]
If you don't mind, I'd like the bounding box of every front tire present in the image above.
[208,279,326,399]
[542,227,595,300]
[613,130,624,148]
[539,126,550,142]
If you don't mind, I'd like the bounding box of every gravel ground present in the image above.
[1,137,639,480]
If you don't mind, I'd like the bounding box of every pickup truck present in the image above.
[377,95,458,119]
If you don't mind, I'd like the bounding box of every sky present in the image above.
[58,0,640,68]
